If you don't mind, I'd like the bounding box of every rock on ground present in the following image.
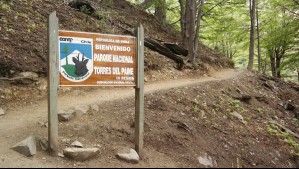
[11,136,36,157]
[63,148,100,161]
[71,141,84,148]
[0,108,4,116]
[17,72,39,80]
[231,112,247,125]
[198,153,217,168]
[75,105,90,117]
[91,104,99,112]
[116,148,140,164]
[58,110,74,122]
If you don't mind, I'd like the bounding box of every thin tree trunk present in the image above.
[275,48,285,78]
[194,0,205,61]
[229,43,233,59]
[262,60,267,74]
[155,0,167,25]
[297,69,299,82]
[179,0,186,45]
[256,0,261,72]
[247,0,256,71]
[270,53,276,77]
[276,56,281,78]
[226,41,229,58]
[222,40,225,55]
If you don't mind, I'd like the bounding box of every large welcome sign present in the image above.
[48,11,144,156]
[59,31,136,86]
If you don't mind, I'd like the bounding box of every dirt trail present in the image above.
[0,69,244,167]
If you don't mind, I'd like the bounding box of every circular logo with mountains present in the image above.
[59,37,93,82]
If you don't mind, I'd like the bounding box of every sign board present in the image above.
[59,31,136,86]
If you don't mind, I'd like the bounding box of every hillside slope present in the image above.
[0,0,232,77]
[0,69,299,167]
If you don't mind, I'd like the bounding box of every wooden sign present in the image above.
[59,31,136,86]
[49,11,144,156]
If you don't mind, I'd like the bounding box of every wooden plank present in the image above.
[135,24,145,155]
[48,11,59,155]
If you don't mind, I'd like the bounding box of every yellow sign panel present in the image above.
[59,30,136,86]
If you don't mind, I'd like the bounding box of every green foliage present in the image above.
[130,0,299,79]
[27,23,36,32]
[0,2,11,11]
[15,12,29,20]
[94,11,104,20]
[80,5,92,14]
[229,99,240,108]
[259,0,299,79]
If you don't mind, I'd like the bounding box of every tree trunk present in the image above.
[275,48,285,78]
[193,0,205,63]
[222,40,225,56]
[141,0,166,25]
[179,0,186,46]
[247,0,256,71]
[179,0,205,66]
[155,0,167,25]
[256,0,261,72]
[229,43,234,59]
[276,56,281,78]
[270,53,276,77]
[261,60,267,74]
[226,41,229,58]
[297,69,299,82]
[185,0,196,64]
[141,0,152,9]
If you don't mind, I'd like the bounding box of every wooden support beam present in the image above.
[135,24,145,156]
[48,11,59,155]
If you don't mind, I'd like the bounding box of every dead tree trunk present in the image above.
[145,39,187,69]
[104,18,188,69]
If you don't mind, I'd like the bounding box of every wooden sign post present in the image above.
[135,25,144,155]
[48,11,59,154]
[48,12,145,156]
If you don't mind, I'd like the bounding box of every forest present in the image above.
[130,0,299,81]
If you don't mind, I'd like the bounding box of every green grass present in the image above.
[62,65,78,78]
[0,3,11,11]
[267,123,299,157]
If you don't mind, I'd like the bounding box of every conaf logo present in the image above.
[59,37,93,83]
[60,37,73,43]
